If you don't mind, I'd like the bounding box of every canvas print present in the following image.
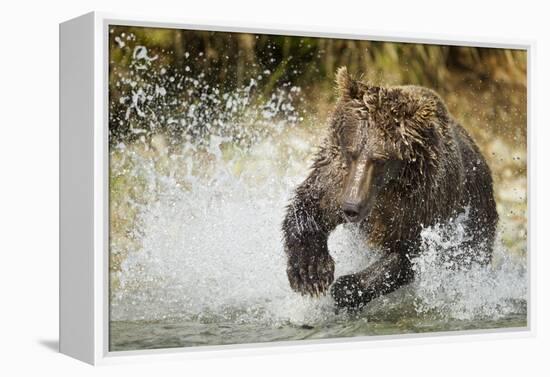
[108,25,528,351]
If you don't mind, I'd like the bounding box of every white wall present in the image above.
[0,0,548,375]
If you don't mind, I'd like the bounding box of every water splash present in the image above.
[411,215,527,321]
[110,39,303,147]
[109,134,376,325]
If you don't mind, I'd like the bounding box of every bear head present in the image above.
[330,66,447,223]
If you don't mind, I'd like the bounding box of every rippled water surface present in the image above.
[110,315,527,351]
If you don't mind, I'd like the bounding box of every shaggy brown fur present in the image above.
[282,67,498,309]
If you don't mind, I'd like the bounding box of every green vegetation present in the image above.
[109,25,526,144]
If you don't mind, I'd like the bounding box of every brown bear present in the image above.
[282,67,498,309]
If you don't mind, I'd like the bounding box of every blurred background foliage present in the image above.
[109,26,527,92]
[109,26,526,145]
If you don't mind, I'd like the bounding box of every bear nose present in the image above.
[342,201,360,221]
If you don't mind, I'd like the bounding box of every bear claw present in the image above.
[287,252,335,297]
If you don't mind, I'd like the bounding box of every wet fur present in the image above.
[282,67,498,308]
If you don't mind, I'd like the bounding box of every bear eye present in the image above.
[340,145,356,160]
[371,153,388,162]
[348,148,359,159]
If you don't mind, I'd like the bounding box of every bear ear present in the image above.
[335,66,359,100]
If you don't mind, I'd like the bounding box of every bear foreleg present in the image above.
[330,252,414,309]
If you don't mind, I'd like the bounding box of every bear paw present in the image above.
[286,252,335,297]
[330,274,369,309]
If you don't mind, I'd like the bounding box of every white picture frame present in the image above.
[59,11,535,365]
